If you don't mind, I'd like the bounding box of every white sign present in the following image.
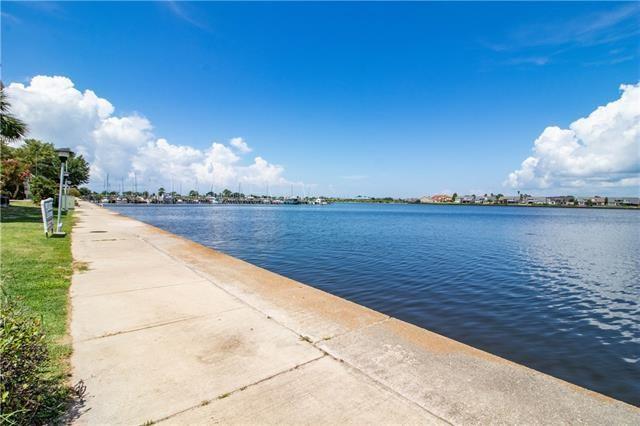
[41,198,54,236]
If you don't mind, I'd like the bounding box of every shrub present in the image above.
[67,187,81,198]
[29,176,57,204]
[0,298,70,425]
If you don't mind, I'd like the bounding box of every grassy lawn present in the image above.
[1,200,74,371]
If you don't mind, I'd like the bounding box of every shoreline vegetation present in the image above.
[73,186,640,209]
[84,192,640,210]
[0,200,75,424]
[335,199,640,209]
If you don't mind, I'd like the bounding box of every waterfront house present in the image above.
[546,196,575,205]
[460,195,476,204]
[610,197,640,207]
[526,196,547,205]
[431,194,453,203]
[545,196,560,205]
[419,196,434,203]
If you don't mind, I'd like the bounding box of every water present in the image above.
[107,203,640,405]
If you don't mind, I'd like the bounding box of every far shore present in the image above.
[96,199,640,210]
[337,200,640,210]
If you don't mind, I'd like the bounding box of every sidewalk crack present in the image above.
[74,279,208,298]
[80,306,245,342]
[153,355,326,424]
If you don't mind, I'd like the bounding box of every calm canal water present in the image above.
[107,203,639,405]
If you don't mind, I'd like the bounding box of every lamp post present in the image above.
[63,163,70,212]
[55,148,73,234]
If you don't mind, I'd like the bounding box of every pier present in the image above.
[70,202,639,424]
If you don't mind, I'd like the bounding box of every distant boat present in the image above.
[284,197,301,205]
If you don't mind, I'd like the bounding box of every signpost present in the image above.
[40,198,54,236]
[41,197,66,237]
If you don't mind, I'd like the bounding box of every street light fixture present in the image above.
[55,147,73,235]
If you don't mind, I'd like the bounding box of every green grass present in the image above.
[1,200,74,372]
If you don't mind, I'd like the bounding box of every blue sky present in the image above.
[3,1,639,196]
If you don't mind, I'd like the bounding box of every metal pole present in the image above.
[63,162,69,212]
[56,162,64,231]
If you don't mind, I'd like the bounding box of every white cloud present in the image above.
[243,157,287,185]
[7,76,114,161]
[487,4,640,51]
[229,137,252,153]
[506,82,640,191]
[91,115,154,182]
[6,75,293,193]
[164,1,210,31]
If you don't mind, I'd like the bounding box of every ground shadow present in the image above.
[63,380,88,424]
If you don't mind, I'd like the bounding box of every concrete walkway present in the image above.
[70,202,639,425]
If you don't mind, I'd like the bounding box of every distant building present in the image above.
[431,194,453,203]
[415,192,637,208]
[591,196,606,206]
[575,197,588,206]
[610,197,640,207]
[526,196,546,205]
[546,196,575,205]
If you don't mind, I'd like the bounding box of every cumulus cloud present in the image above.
[7,76,114,161]
[229,137,252,153]
[505,83,640,191]
[6,75,293,193]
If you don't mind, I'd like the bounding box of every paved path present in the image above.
[70,202,639,424]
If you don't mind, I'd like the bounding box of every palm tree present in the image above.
[0,83,27,143]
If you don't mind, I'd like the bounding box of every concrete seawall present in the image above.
[70,201,639,424]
